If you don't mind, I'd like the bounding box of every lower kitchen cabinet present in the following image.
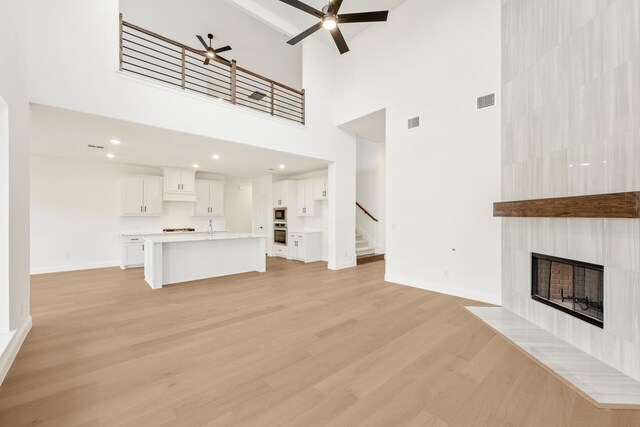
[288,231,322,262]
[121,235,146,268]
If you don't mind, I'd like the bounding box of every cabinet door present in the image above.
[273,182,282,207]
[210,181,225,216]
[194,181,211,216]
[143,178,163,215]
[296,182,306,215]
[288,234,297,258]
[165,169,182,192]
[313,179,327,200]
[125,243,144,266]
[121,176,144,215]
[296,239,307,260]
[180,171,196,193]
[304,182,315,216]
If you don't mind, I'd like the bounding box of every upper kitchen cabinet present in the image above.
[273,180,297,208]
[162,167,196,202]
[193,180,225,216]
[120,175,163,216]
[296,180,316,216]
[313,178,328,200]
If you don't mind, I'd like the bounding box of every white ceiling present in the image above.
[30,105,329,178]
[249,0,409,45]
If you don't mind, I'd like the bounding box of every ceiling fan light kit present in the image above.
[196,33,232,65]
[280,0,389,54]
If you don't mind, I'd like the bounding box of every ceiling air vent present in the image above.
[407,116,420,129]
[87,145,105,150]
[248,91,267,101]
[477,93,496,110]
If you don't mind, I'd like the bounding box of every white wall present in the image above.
[224,177,252,233]
[335,0,502,303]
[251,174,273,254]
[119,0,302,88]
[30,155,252,274]
[28,0,356,271]
[0,0,31,334]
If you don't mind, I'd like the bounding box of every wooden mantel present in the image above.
[493,192,640,218]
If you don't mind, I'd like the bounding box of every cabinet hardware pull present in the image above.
[144,206,147,212]
[140,206,143,213]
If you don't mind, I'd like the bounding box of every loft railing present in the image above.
[118,14,305,124]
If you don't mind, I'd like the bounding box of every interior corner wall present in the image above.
[334,0,502,303]
[224,177,252,233]
[0,0,31,333]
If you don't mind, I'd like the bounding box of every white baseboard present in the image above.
[0,315,32,386]
[31,260,121,275]
[384,274,501,306]
[329,259,357,270]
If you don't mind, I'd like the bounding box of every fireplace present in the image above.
[531,253,604,328]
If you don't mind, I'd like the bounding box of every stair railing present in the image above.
[356,202,378,222]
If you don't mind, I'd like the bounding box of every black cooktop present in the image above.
[163,228,196,233]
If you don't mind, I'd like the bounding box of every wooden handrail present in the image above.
[356,202,378,222]
[120,15,304,96]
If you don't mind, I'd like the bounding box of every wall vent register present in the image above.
[531,253,604,328]
[407,116,420,129]
[477,93,496,109]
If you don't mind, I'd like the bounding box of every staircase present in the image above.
[356,230,384,265]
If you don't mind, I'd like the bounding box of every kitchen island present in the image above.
[143,233,267,289]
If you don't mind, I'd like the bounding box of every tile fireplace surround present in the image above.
[501,0,640,384]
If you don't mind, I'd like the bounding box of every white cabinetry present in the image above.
[162,167,196,201]
[120,175,163,216]
[193,180,225,216]
[121,235,146,268]
[313,178,328,200]
[273,180,296,208]
[288,232,322,262]
[296,181,316,216]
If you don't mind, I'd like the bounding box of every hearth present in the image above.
[531,253,604,328]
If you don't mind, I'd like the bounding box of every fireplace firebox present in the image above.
[531,253,604,328]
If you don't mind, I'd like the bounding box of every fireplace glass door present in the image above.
[531,253,604,327]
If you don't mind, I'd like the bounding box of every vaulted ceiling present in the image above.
[246,0,409,46]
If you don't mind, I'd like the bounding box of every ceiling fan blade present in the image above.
[215,46,232,53]
[329,0,344,14]
[279,0,323,18]
[203,57,211,65]
[287,22,322,45]
[196,35,209,49]
[217,56,231,64]
[338,11,389,23]
[330,25,349,54]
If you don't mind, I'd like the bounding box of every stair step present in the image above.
[357,253,385,265]
[355,246,375,256]
[356,239,368,248]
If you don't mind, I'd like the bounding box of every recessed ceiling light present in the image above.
[106,153,115,159]
[279,165,286,169]
[218,98,224,102]
[212,154,220,160]
[110,139,121,145]
[580,162,591,166]
[193,164,200,169]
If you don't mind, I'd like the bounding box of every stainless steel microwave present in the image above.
[274,207,287,222]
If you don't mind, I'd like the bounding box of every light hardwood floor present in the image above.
[0,258,639,426]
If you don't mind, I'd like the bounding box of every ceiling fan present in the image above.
[196,34,232,65]
[280,0,388,54]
